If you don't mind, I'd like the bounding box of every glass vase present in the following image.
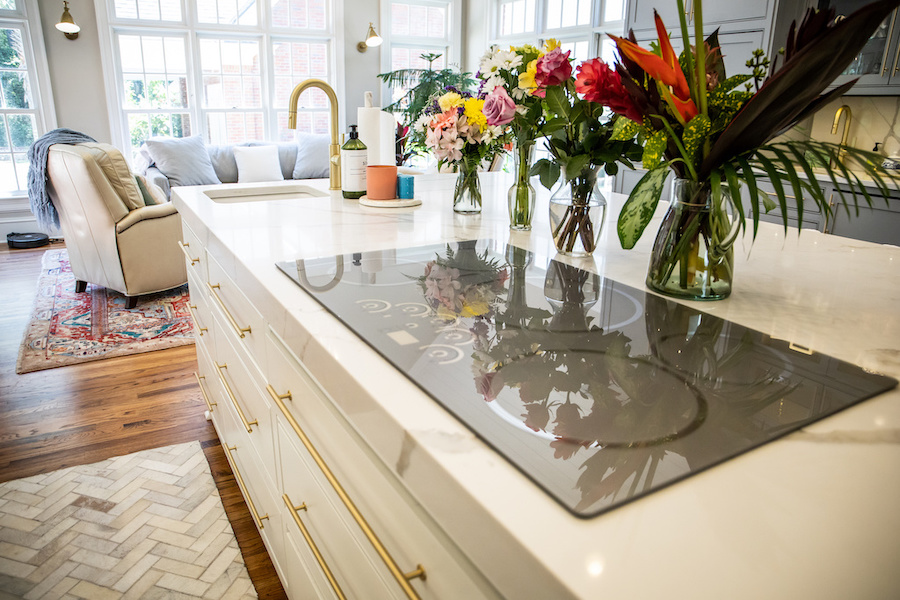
[508,140,536,230]
[646,178,739,301]
[453,157,482,214]
[548,164,606,256]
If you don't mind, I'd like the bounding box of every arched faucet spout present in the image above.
[288,79,341,190]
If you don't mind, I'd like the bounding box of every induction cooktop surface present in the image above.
[277,240,897,518]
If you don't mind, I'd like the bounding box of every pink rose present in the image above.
[482,86,517,127]
[534,48,572,95]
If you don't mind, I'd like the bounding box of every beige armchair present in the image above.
[46,143,187,308]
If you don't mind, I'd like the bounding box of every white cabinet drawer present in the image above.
[187,268,213,347]
[266,329,499,600]
[214,312,278,490]
[279,419,402,600]
[179,220,208,282]
[194,333,218,416]
[206,251,265,366]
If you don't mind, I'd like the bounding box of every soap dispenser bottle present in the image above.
[341,125,367,199]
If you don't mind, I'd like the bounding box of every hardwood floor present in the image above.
[0,242,287,599]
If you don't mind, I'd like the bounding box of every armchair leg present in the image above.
[125,296,139,309]
[75,280,87,293]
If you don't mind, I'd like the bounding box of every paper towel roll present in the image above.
[357,107,397,166]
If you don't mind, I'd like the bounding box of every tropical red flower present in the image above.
[575,58,643,123]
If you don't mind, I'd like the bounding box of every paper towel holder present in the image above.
[357,23,382,52]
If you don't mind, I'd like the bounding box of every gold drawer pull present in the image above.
[186,304,207,336]
[179,241,201,265]
[283,494,348,600]
[194,372,217,411]
[206,282,252,338]
[225,445,269,529]
[267,384,425,598]
[215,363,258,432]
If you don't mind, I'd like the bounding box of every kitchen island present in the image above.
[173,173,900,600]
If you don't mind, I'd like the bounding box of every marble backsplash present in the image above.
[806,95,900,158]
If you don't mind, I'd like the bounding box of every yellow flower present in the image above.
[438,92,463,112]
[463,98,487,132]
[543,38,561,52]
[518,59,538,95]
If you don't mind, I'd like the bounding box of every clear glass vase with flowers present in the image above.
[416,87,511,213]
[601,0,900,300]
[478,44,546,230]
[527,42,642,256]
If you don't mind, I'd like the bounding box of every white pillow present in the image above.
[233,145,284,183]
[292,133,331,179]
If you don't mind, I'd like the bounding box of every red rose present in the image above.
[575,58,643,123]
[534,48,572,97]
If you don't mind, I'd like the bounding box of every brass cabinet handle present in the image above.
[186,304,207,336]
[215,363,258,432]
[225,445,269,529]
[206,282,252,338]
[883,10,897,76]
[178,241,201,266]
[267,384,426,598]
[283,494,348,600]
[194,372,217,411]
[824,192,835,234]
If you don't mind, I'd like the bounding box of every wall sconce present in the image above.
[55,1,80,40]
[356,23,382,53]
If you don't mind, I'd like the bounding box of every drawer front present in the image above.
[279,419,402,600]
[180,220,208,282]
[206,251,265,366]
[187,268,214,349]
[266,330,498,600]
[214,312,278,490]
[194,335,218,416]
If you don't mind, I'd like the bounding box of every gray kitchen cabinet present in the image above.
[827,186,900,245]
[627,0,772,34]
[751,178,828,233]
[820,2,900,95]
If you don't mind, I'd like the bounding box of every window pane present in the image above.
[124,77,146,108]
[577,0,591,26]
[13,153,28,192]
[118,35,144,72]
[392,3,409,36]
[0,117,8,149]
[427,7,445,37]
[271,0,326,30]
[114,0,139,19]
[547,0,560,29]
[561,0,576,27]
[271,40,328,107]
[137,0,161,21]
[605,0,625,22]
[164,38,186,72]
[128,114,150,147]
[1,72,30,109]
[199,39,261,108]
[142,37,165,73]
[0,154,15,193]
[0,29,25,68]
[0,0,17,9]
[7,113,34,150]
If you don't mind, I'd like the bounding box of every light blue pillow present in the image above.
[292,133,331,180]
[144,136,221,187]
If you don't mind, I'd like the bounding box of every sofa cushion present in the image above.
[292,133,331,180]
[79,142,145,211]
[144,136,221,187]
[134,174,168,205]
[233,145,284,183]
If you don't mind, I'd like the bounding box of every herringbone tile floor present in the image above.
[0,442,257,599]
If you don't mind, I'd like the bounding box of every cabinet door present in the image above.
[828,192,900,245]
[629,0,770,33]
[827,6,900,93]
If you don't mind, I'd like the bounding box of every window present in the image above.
[381,0,460,106]
[99,0,336,157]
[0,1,54,196]
[493,0,625,65]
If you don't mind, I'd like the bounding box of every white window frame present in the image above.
[379,0,462,106]
[489,0,627,61]
[0,0,56,201]
[94,0,344,156]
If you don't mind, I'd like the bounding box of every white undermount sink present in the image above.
[204,183,328,203]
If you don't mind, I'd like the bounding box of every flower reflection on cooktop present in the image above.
[277,240,897,518]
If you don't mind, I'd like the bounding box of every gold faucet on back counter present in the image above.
[831,104,852,168]
[288,79,341,190]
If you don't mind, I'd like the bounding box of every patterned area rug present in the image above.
[16,249,193,374]
[0,442,257,599]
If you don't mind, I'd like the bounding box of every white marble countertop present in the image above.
[173,173,900,600]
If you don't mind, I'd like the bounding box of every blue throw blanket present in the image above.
[27,128,97,229]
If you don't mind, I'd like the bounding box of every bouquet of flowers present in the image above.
[601,0,900,300]
[526,42,642,255]
[414,87,510,212]
[478,43,547,229]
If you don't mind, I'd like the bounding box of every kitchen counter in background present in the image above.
[173,173,900,599]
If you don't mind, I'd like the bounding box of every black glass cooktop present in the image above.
[277,240,897,518]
